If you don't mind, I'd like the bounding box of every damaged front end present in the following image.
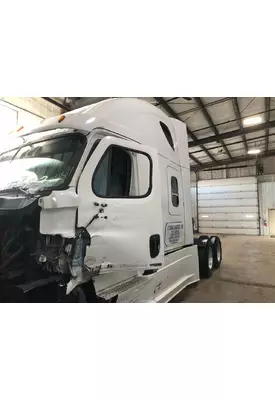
[0,190,96,303]
[0,131,99,302]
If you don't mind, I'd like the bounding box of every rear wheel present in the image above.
[194,235,209,245]
[198,238,213,279]
[209,236,222,269]
[198,235,209,243]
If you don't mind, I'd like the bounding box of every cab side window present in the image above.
[92,145,151,198]
[171,176,179,207]
[160,121,174,150]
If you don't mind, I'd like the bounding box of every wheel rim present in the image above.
[208,246,213,270]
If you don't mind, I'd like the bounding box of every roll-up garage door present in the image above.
[198,177,259,235]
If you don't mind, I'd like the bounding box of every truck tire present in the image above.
[209,236,222,269]
[66,280,98,302]
[198,239,213,279]
[194,235,209,245]
[198,235,209,244]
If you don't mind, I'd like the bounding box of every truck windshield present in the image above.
[0,134,85,194]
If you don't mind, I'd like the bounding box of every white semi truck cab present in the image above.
[0,98,222,302]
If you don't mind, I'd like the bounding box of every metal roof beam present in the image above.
[154,97,179,119]
[192,106,275,134]
[70,97,110,109]
[189,154,202,165]
[177,97,232,116]
[190,130,275,154]
[194,97,232,159]
[154,97,179,106]
[42,97,70,111]
[191,144,216,163]
[188,119,275,148]
[191,148,275,171]
[265,97,270,154]
[185,127,216,162]
[154,97,218,164]
[232,98,248,152]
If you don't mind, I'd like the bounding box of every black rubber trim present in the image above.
[143,269,158,276]
[164,243,193,256]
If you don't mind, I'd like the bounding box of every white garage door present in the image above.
[198,177,259,235]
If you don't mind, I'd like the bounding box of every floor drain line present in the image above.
[218,277,275,289]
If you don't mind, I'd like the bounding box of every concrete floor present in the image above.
[173,235,275,302]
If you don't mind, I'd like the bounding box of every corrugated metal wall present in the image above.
[198,162,257,181]
[258,181,275,236]
[198,177,259,235]
[262,158,275,175]
[190,171,198,231]
[227,165,257,178]
[197,156,275,182]
[190,186,197,225]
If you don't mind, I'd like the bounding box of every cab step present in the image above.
[97,275,151,301]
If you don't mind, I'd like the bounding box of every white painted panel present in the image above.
[199,213,258,221]
[200,228,258,235]
[200,220,258,229]
[199,206,258,213]
[198,191,257,200]
[198,184,257,194]
[258,182,275,236]
[198,177,257,187]
[199,198,258,207]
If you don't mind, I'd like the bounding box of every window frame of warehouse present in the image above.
[197,177,259,236]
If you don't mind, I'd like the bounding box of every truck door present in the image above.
[77,136,164,272]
